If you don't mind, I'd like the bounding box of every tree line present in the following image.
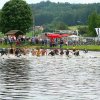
[30,1,100,26]
[30,1,100,36]
[0,0,100,37]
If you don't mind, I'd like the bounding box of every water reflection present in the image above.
[0,51,100,100]
[0,59,30,100]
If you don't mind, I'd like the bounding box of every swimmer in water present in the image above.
[74,50,80,56]
[60,49,64,55]
[41,49,47,56]
[48,50,55,56]
[65,49,69,57]
[31,49,36,56]
[83,48,88,53]
[36,48,41,57]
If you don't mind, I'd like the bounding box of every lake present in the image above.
[0,51,100,100]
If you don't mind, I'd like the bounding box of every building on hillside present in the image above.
[33,26,44,32]
[55,30,79,35]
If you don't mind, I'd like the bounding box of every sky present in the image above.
[0,0,100,9]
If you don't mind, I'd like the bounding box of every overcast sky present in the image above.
[0,0,100,9]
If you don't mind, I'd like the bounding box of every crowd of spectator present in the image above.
[0,35,100,47]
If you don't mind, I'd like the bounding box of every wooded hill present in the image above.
[30,1,100,26]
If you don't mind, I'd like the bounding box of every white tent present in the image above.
[68,35,79,41]
[68,35,79,38]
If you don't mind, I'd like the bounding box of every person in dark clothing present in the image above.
[72,47,76,52]
[60,49,64,55]
[48,50,55,56]
[60,40,63,48]
[15,48,20,57]
[0,48,8,56]
[83,48,88,53]
[9,48,14,54]
[65,49,69,56]
[74,50,80,56]
[0,48,5,56]
[53,49,59,55]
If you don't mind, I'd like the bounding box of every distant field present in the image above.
[69,25,87,30]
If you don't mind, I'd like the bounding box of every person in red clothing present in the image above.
[16,40,20,46]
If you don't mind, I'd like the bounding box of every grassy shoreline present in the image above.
[43,45,100,51]
[0,44,100,51]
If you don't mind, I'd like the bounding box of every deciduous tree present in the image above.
[0,0,33,33]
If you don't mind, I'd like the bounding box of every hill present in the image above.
[30,1,100,26]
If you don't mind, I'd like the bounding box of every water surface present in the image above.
[0,51,100,100]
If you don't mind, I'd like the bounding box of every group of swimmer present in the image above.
[0,46,88,57]
[0,47,47,57]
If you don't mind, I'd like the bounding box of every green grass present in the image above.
[43,45,100,51]
[0,43,100,51]
[0,44,10,48]
[63,45,100,51]
[69,25,87,30]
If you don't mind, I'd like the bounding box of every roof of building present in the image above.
[5,30,24,35]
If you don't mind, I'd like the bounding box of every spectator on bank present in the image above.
[60,39,64,48]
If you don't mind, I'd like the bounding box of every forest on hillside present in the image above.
[30,1,100,26]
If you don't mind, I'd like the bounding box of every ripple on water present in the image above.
[0,51,100,100]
